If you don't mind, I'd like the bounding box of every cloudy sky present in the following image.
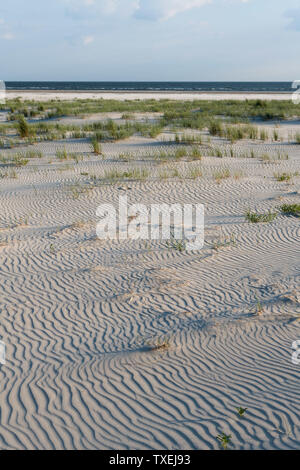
[1,0,300,81]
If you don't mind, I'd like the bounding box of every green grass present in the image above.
[12,153,29,167]
[208,120,223,136]
[280,204,300,217]
[91,138,101,155]
[245,210,277,223]
[191,146,202,160]
[17,115,30,138]
[104,168,149,182]
[216,433,232,450]
[236,407,248,417]
[56,147,68,160]
[3,98,299,123]
[167,238,186,252]
[188,168,202,179]
[213,168,230,182]
[274,172,292,182]
[174,148,187,160]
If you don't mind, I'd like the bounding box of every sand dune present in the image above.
[0,119,299,450]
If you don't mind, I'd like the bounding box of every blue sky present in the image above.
[1,0,300,81]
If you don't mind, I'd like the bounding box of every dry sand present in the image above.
[6,90,293,102]
[0,113,299,450]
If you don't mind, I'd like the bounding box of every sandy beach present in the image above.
[0,98,299,450]
[6,90,293,102]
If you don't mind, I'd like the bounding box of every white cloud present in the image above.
[83,35,94,45]
[1,32,14,40]
[134,0,212,21]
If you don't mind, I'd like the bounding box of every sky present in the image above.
[1,0,300,81]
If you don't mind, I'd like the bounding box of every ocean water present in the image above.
[4,81,293,92]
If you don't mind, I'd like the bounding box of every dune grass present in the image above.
[274,172,292,182]
[280,204,300,217]
[245,210,277,223]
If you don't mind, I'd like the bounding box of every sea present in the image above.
[4,81,293,92]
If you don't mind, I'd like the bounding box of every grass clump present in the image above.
[213,168,230,182]
[56,147,68,160]
[280,204,300,217]
[188,168,202,179]
[216,433,232,450]
[236,407,248,417]
[190,146,202,160]
[17,115,30,138]
[91,139,102,155]
[274,172,292,182]
[12,153,29,167]
[167,237,186,252]
[208,120,223,136]
[245,210,277,223]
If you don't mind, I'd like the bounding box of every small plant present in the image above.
[233,170,244,180]
[12,153,29,167]
[212,234,236,251]
[175,148,187,160]
[261,153,270,162]
[213,168,230,183]
[280,204,300,217]
[17,115,30,138]
[122,112,134,120]
[191,146,202,160]
[260,129,268,141]
[245,210,277,223]
[56,147,68,160]
[236,407,247,417]
[119,152,133,162]
[167,237,186,252]
[274,172,292,182]
[91,139,101,155]
[216,433,232,450]
[188,168,202,179]
[208,120,223,136]
[148,336,170,351]
[255,300,264,315]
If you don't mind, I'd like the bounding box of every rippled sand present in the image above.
[0,116,299,449]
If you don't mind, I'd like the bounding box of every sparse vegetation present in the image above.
[274,172,292,182]
[216,433,232,450]
[17,115,30,138]
[91,139,101,155]
[245,210,277,223]
[236,407,248,417]
[147,337,170,351]
[280,204,300,217]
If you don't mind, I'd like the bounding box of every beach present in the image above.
[0,98,299,450]
[6,90,293,102]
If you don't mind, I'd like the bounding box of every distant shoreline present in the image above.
[6,90,293,101]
